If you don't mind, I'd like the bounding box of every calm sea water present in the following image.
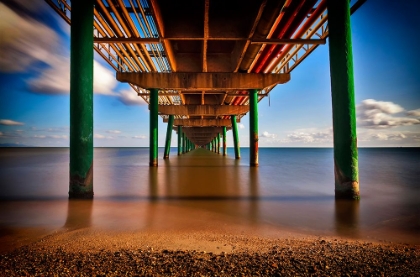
[0,147,419,244]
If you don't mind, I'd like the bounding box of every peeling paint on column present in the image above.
[69,162,93,199]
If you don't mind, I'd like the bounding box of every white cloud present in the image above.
[261,131,275,138]
[132,135,146,139]
[357,99,420,128]
[33,135,46,139]
[0,119,24,126]
[407,109,420,117]
[238,124,245,129]
[119,89,146,106]
[107,130,121,134]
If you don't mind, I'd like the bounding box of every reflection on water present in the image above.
[0,147,419,245]
[64,200,93,230]
[334,200,360,238]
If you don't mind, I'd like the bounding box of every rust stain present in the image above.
[70,162,93,187]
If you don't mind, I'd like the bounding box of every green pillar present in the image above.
[149,88,158,166]
[222,126,227,156]
[231,115,241,159]
[327,0,359,199]
[177,126,182,155]
[69,0,94,199]
[217,133,220,154]
[183,132,186,154]
[249,89,259,166]
[163,115,174,159]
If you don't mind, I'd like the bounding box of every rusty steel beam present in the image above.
[117,72,290,90]
[158,105,248,116]
[251,38,326,44]
[163,118,236,127]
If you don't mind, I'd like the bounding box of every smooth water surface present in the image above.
[0,147,419,245]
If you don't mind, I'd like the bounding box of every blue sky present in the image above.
[0,0,419,147]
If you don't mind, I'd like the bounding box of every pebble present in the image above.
[0,239,419,276]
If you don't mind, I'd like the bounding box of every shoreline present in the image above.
[1,227,419,276]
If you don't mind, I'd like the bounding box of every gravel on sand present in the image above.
[1,230,419,276]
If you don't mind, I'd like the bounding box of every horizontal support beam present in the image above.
[117,72,290,90]
[158,105,248,116]
[250,39,326,45]
[94,37,160,44]
[164,118,238,127]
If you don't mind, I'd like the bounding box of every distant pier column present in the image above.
[163,115,174,159]
[327,0,359,199]
[177,126,182,155]
[222,126,227,156]
[149,88,158,167]
[249,89,259,166]
[217,133,221,154]
[231,115,241,159]
[69,0,94,199]
[182,132,186,154]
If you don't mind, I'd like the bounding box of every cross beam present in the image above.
[158,105,248,116]
[164,118,237,127]
[117,72,290,90]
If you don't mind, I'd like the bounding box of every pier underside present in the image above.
[45,0,363,199]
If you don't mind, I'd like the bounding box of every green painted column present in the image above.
[231,115,241,159]
[163,115,174,159]
[217,133,220,154]
[183,132,186,154]
[149,88,158,167]
[327,0,359,199]
[249,89,259,166]
[222,126,227,156]
[177,126,182,155]
[69,0,94,199]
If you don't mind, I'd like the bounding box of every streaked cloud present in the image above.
[119,89,146,106]
[357,99,420,128]
[285,128,332,143]
[107,130,121,134]
[0,3,58,72]
[28,58,119,96]
[0,119,24,126]
[132,135,146,139]
[94,134,114,140]
[407,109,420,117]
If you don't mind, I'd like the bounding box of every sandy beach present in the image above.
[1,226,419,276]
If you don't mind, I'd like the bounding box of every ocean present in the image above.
[0,147,419,246]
